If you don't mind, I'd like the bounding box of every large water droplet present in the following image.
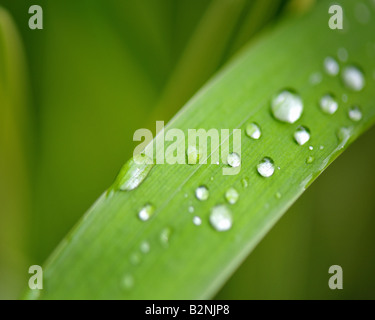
[348,105,362,122]
[257,157,275,178]
[138,203,155,221]
[225,188,239,205]
[209,205,233,232]
[294,126,310,146]
[193,216,202,226]
[195,185,209,201]
[324,57,339,76]
[342,66,365,91]
[186,145,199,165]
[112,154,153,192]
[245,123,261,140]
[227,152,241,168]
[271,90,303,123]
[320,94,338,114]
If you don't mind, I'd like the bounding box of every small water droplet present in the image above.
[342,94,348,102]
[324,57,339,76]
[309,72,322,85]
[210,176,214,181]
[209,205,233,232]
[188,206,195,213]
[342,66,365,91]
[225,187,239,205]
[227,152,241,168]
[111,154,153,192]
[348,105,362,122]
[309,146,314,150]
[241,178,249,188]
[257,157,275,178]
[294,126,311,146]
[193,216,202,226]
[130,253,141,265]
[138,203,155,221]
[355,2,371,24]
[186,145,199,164]
[160,227,172,247]
[184,193,188,198]
[195,185,209,201]
[319,145,324,150]
[122,274,134,290]
[245,123,261,139]
[140,241,150,254]
[337,127,352,148]
[337,48,348,62]
[320,94,338,114]
[306,156,315,164]
[271,90,303,123]
[275,192,282,199]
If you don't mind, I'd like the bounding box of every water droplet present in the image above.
[324,57,339,76]
[140,241,150,254]
[342,66,365,91]
[130,253,141,265]
[320,94,338,114]
[195,185,209,201]
[227,152,241,168]
[257,157,275,178]
[271,90,303,123]
[138,203,155,221]
[241,178,249,188]
[209,205,233,232]
[275,192,282,199]
[337,127,352,148]
[188,205,195,213]
[337,48,348,62]
[122,274,134,290]
[160,227,172,247]
[348,105,362,122]
[245,123,261,139]
[111,154,153,192]
[186,145,199,164]
[309,72,322,85]
[306,156,315,164]
[319,145,324,150]
[294,126,310,146]
[193,216,202,226]
[355,2,371,24]
[342,94,348,102]
[225,188,239,205]
[309,146,314,150]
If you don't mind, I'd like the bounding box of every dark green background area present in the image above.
[0,0,374,299]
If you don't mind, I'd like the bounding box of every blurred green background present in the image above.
[0,0,374,299]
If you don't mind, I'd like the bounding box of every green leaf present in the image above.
[26,0,375,299]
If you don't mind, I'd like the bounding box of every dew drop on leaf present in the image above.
[138,203,155,221]
[320,94,338,114]
[342,66,365,91]
[324,56,339,76]
[348,105,362,122]
[257,157,275,178]
[271,90,303,123]
[195,185,209,201]
[193,216,202,226]
[227,152,241,168]
[245,123,261,139]
[225,187,239,205]
[294,126,311,146]
[209,205,233,232]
